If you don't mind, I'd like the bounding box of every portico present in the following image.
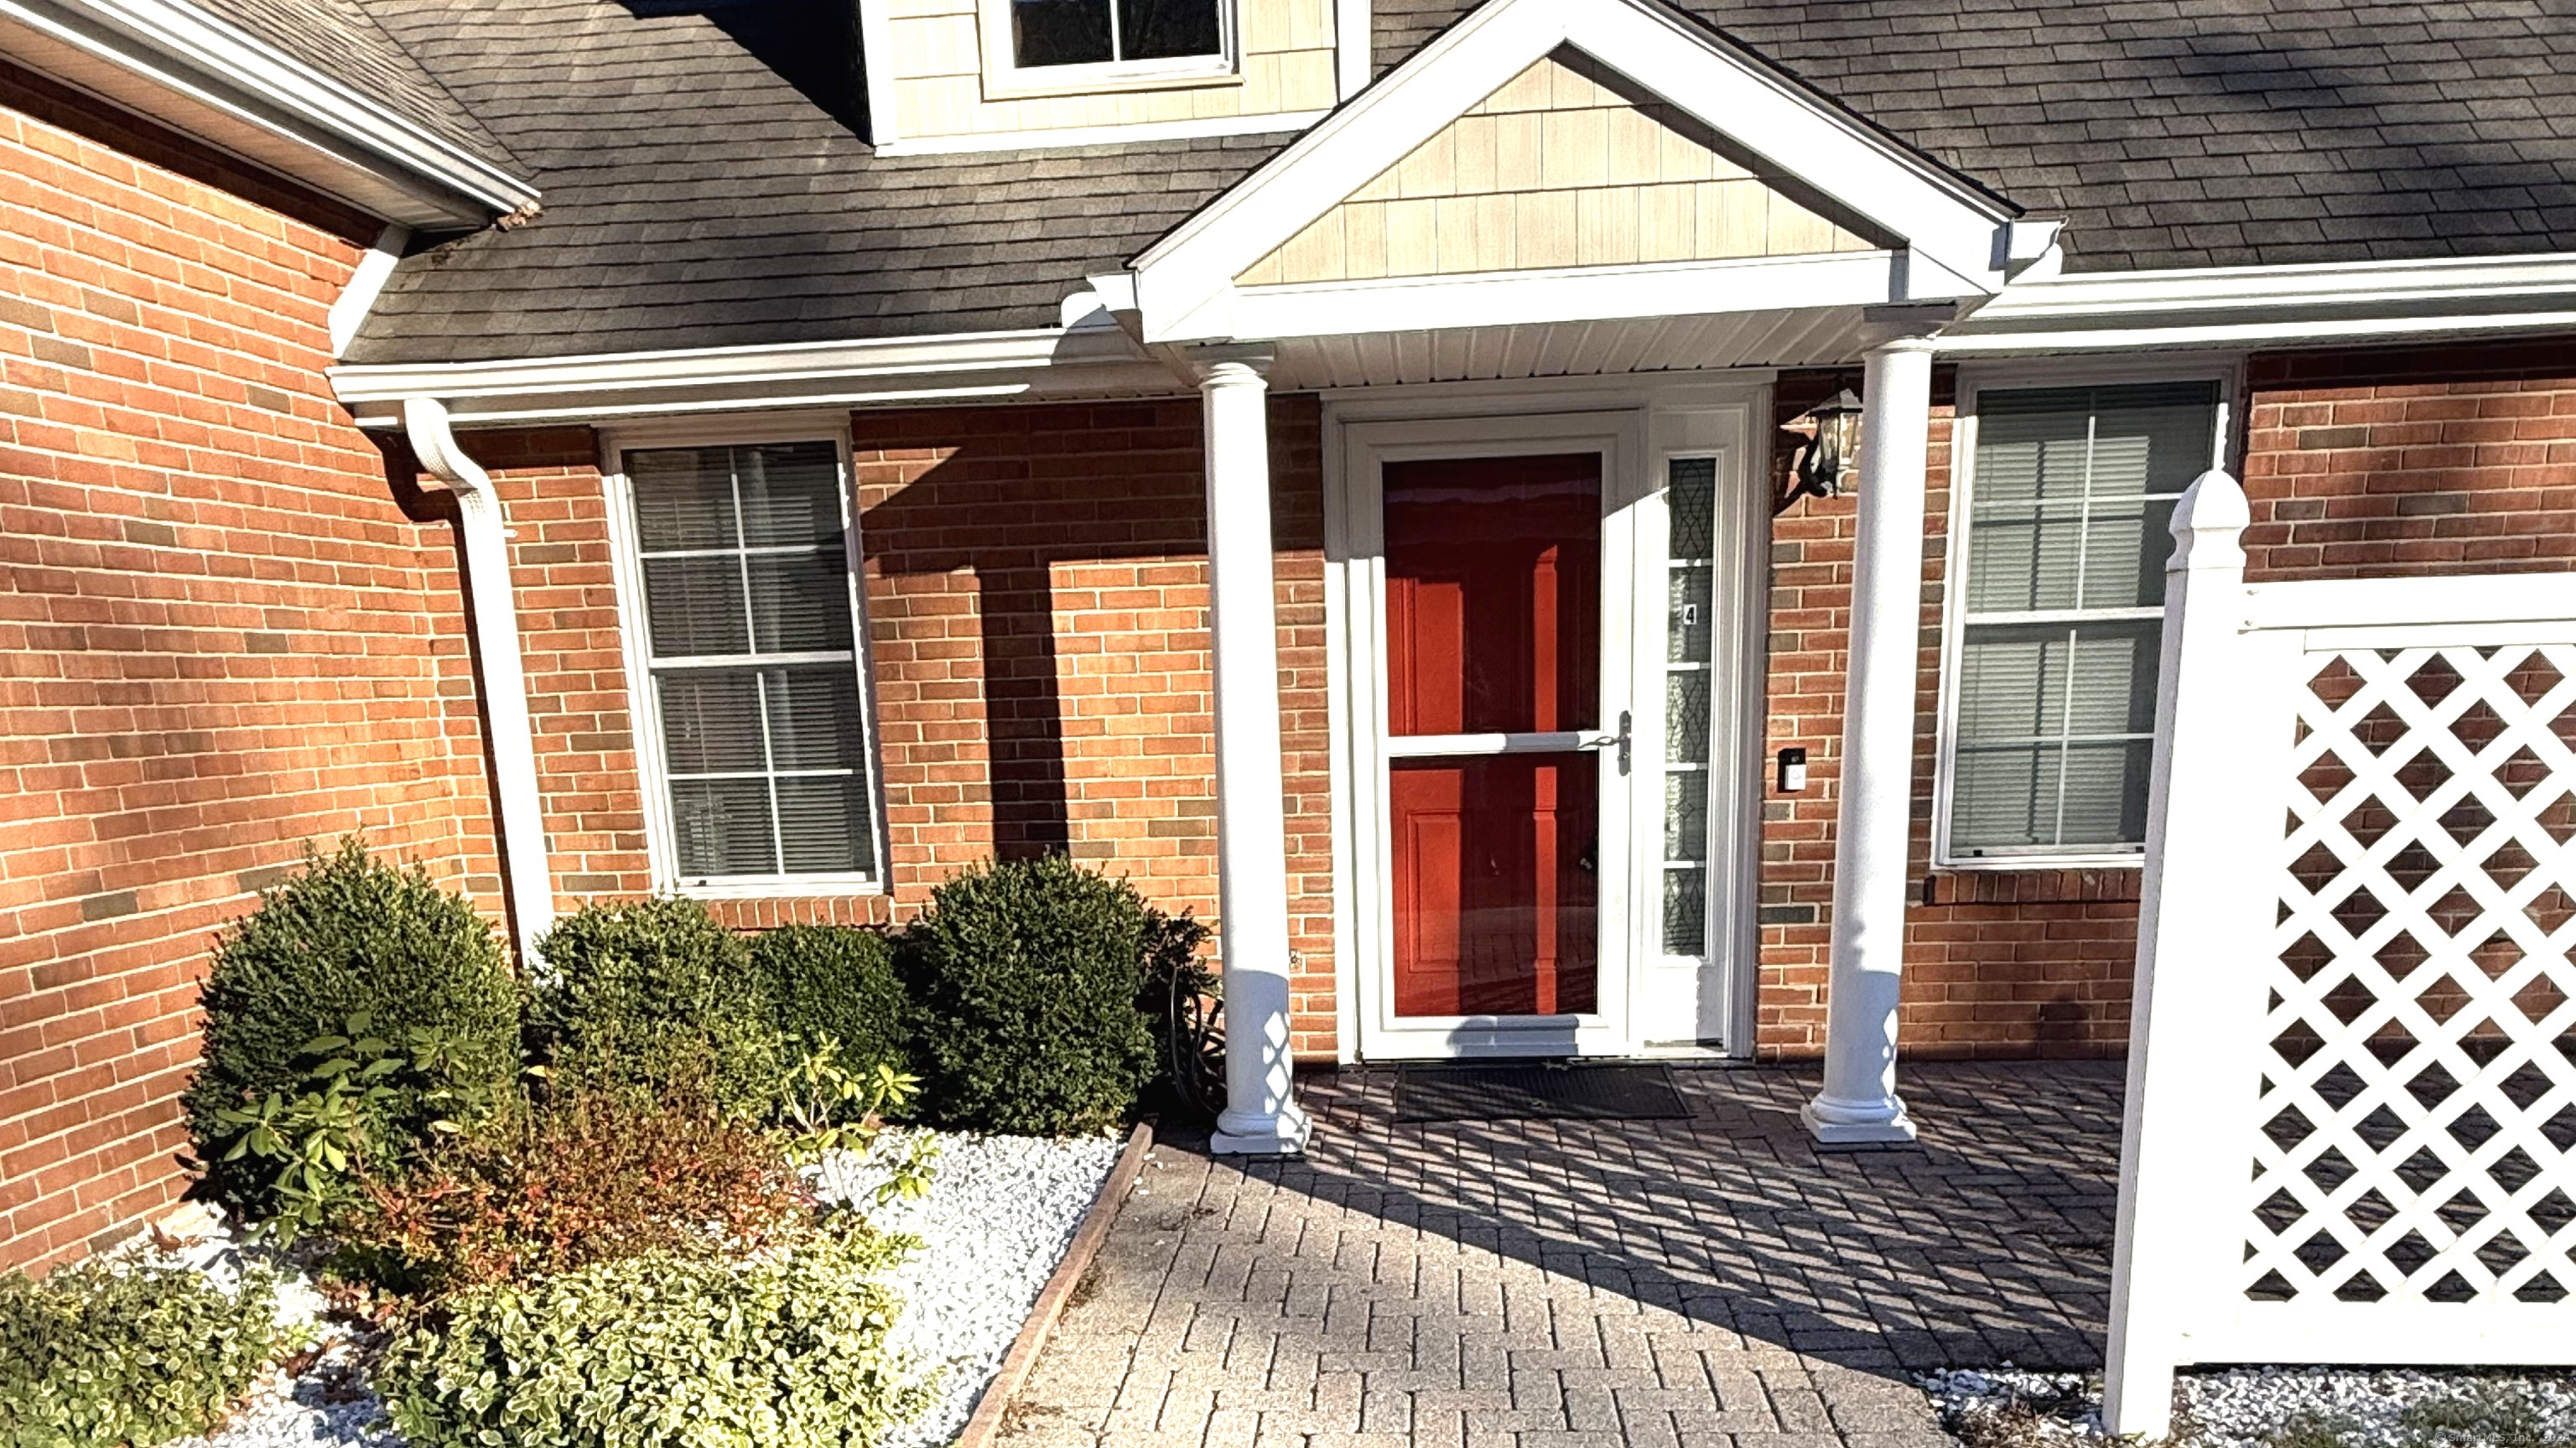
[1109,0,2015,1149]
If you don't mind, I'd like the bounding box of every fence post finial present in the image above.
[2168,467,2248,574]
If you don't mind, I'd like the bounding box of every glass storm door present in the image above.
[1381,453,1619,1026]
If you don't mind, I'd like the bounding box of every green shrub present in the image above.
[339,1083,812,1297]
[528,899,783,1118]
[752,925,913,1087]
[185,838,523,1217]
[904,856,1157,1135]
[378,1225,931,1448]
[0,1259,282,1447]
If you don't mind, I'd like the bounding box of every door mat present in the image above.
[1393,1062,1690,1123]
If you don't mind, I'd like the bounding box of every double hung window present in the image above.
[1940,379,2225,863]
[620,440,881,889]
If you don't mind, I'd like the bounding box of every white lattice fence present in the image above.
[2106,472,2576,1437]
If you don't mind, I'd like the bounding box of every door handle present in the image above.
[1578,710,1632,775]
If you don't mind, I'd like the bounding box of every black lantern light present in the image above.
[1775,386,1864,514]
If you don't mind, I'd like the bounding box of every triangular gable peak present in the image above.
[1111,0,2022,345]
[1238,48,1881,288]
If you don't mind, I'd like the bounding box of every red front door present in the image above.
[1384,454,1602,1019]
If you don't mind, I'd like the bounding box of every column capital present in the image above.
[1184,344,1276,387]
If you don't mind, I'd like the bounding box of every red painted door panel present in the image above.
[1384,454,1602,1019]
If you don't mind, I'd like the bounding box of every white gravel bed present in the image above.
[1923,1366,2576,1447]
[811,1127,1127,1448]
[129,1126,1121,1448]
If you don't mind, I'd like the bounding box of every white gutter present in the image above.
[0,0,538,226]
[402,397,554,969]
[332,320,1179,428]
[1944,252,2576,354]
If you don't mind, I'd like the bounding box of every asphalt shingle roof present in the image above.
[343,0,2576,364]
[189,0,517,170]
[1381,0,2576,272]
[338,0,1289,365]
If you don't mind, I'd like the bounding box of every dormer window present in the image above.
[980,0,1235,96]
[1013,0,1222,67]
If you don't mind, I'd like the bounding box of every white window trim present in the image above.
[975,0,1239,100]
[599,415,891,900]
[1932,354,2242,871]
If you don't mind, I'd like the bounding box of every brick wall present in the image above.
[466,396,1341,1056]
[2243,340,2576,579]
[0,65,497,1269]
[1758,372,2140,1061]
[1759,339,2576,1063]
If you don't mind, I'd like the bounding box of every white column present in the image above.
[1803,338,1935,1147]
[1197,356,1312,1156]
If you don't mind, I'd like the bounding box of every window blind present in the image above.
[627,442,878,882]
[1948,381,2220,858]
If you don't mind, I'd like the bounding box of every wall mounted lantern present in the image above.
[1775,386,1864,514]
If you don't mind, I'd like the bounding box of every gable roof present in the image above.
[1379,0,2576,274]
[337,0,2576,365]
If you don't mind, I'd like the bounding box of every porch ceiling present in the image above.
[1263,304,1876,390]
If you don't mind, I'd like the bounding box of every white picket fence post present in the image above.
[2106,469,2272,1438]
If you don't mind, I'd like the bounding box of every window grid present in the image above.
[1662,456,1718,958]
[626,441,878,887]
[1945,379,2220,862]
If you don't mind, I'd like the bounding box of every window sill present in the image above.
[980,60,1241,101]
[1922,865,2144,907]
[667,876,888,901]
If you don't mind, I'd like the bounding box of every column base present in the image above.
[1800,1092,1918,1148]
[1210,1104,1313,1156]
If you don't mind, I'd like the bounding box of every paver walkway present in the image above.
[1001,1061,2124,1448]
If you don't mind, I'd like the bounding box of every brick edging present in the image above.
[953,1119,1156,1448]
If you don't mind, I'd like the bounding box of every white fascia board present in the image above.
[855,0,902,148]
[1228,251,1908,341]
[1946,251,2576,353]
[1123,0,2012,341]
[330,325,1182,427]
[0,0,535,223]
[1937,307,2576,357]
[1971,252,2576,322]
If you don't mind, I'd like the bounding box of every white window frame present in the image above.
[977,0,1239,99]
[600,415,891,900]
[1933,355,2241,871]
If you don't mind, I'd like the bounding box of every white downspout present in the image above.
[403,396,554,969]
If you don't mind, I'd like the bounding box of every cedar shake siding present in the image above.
[0,65,501,1271]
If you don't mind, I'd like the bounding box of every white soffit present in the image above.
[1111,0,2019,345]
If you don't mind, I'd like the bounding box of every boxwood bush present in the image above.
[378,1225,929,1448]
[528,898,783,1118]
[0,1259,282,1447]
[751,924,912,1086]
[904,856,1156,1135]
[184,838,523,1217]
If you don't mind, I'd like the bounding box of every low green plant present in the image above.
[0,1259,284,1447]
[776,1041,938,1207]
[753,924,913,1085]
[903,856,1159,1136]
[340,1081,812,1297]
[529,898,784,1118]
[377,1224,933,1448]
[186,838,523,1218]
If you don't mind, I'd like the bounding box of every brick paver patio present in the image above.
[1001,1061,2124,1448]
